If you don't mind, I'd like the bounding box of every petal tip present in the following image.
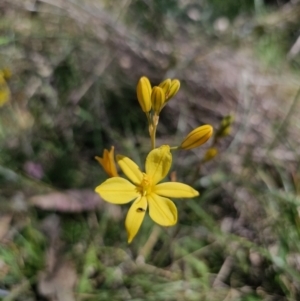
[94,185,101,193]
[192,188,200,197]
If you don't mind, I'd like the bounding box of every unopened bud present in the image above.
[221,126,231,137]
[137,76,152,112]
[1,68,12,80]
[151,86,165,114]
[166,79,180,100]
[0,74,10,107]
[180,125,213,150]
[159,79,171,94]
[203,147,218,162]
[216,115,234,138]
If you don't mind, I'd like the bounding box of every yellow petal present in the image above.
[180,125,213,150]
[145,145,172,185]
[107,146,118,177]
[125,196,147,243]
[95,177,139,204]
[148,193,177,226]
[116,155,143,185]
[137,76,152,112]
[95,156,105,167]
[95,147,118,177]
[154,182,199,198]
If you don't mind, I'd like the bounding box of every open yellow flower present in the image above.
[95,145,199,243]
[95,146,119,177]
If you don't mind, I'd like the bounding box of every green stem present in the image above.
[151,123,157,149]
[146,112,151,125]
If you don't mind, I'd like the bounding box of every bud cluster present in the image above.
[136,76,214,151]
[136,76,180,116]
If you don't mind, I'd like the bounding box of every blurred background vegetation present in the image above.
[1,0,300,300]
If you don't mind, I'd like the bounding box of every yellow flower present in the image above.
[95,146,119,177]
[137,76,152,112]
[0,74,10,107]
[180,125,213,150]
[95,145,199,243]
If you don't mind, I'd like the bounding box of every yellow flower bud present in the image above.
[95,146,119,177]
[151,86,165,114]
[203,147,218,162]
[166,79,180,101]
[180,125,213,150]
[215,115,234,139]
[220,126,231,137]
[159,78,171,94]
[137,76,152,112]
[1,68,12,80]
[221,115,234,127]
[0,75,10,107]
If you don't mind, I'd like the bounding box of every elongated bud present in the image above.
[137,76,152,112]
[203,147,218,162]
[151,86,165,114]
[166,79,180,100]
[180,125,213,150]
[0,74,10,107]
[159,78,171,94]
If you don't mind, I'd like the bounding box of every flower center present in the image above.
[137,173,153,196]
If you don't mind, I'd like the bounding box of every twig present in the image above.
[212,256,233,287]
